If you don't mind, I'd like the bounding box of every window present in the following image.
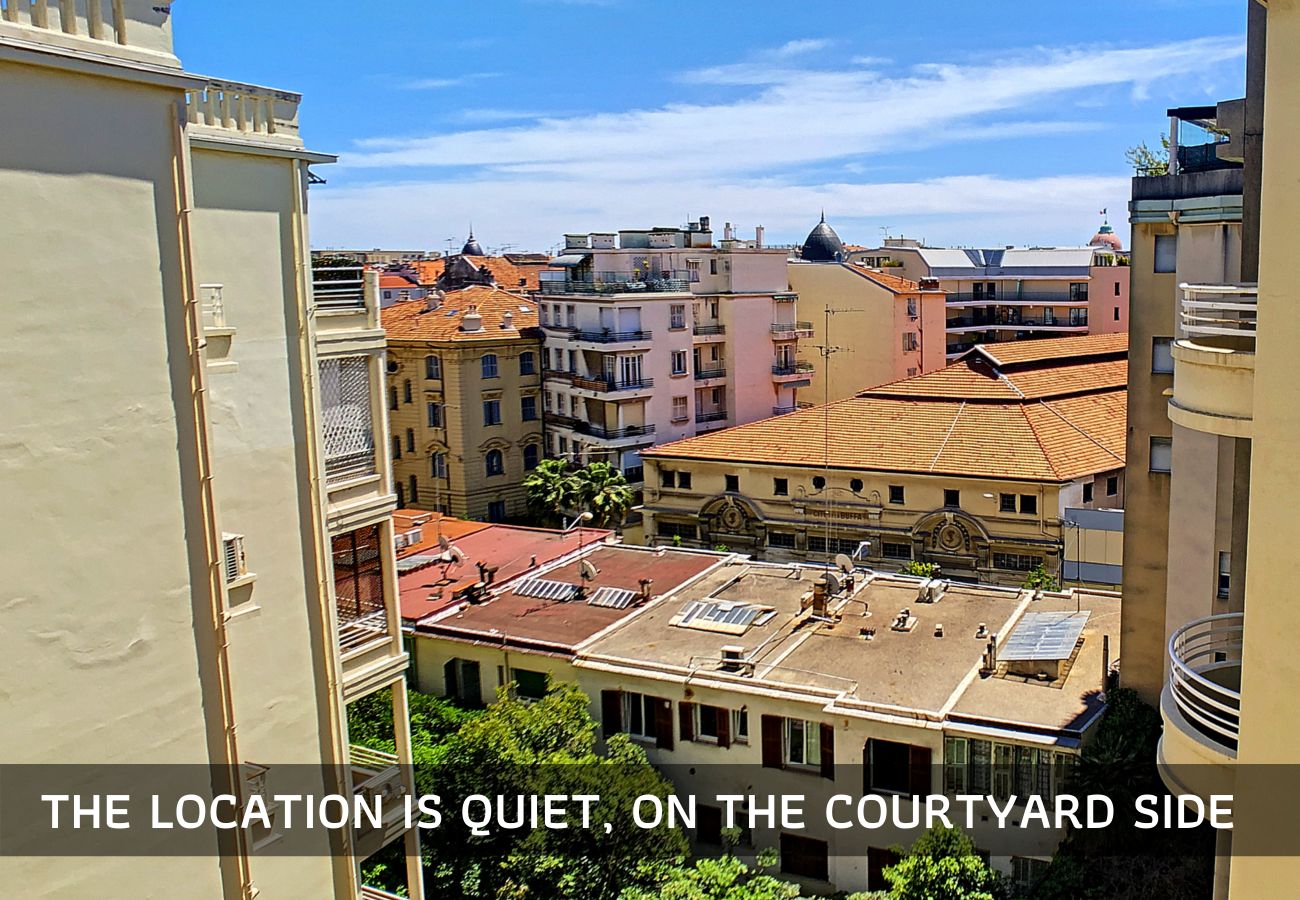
[388,386,398,410]
[902,332,918,352]
[812,475,826,490]
[318,356,376,483]
[999,493,1017,513]
[1152,337,1174,374]
[945,736,1073,804]
[694,704,723,742]
[670,304,686,329]
[774,477,788,496]
[405,428,415,453]
[658,521,697,540]
[395,483,404,507]
[1083,482,1094,504]
[481,354,499,378]
[485,449,504,476]
[780,834,828,882]
[567,350,576,373]
[732,707,749,743]
[512,668,548,701]
[686,259,701,282]
[882,542,912,561]
[1068,308,1089,326]
[403,379,412,403]
[944,489,960,508]
[725,474,739,493]
[906,297,918,318]
[566,304,576,327]
[1150,436,1173,473]
[425,355,441,379]
[769,532,796,549]
[523,444,540,470]
[427,402,442,428]
[391,436,401,460]
[671,350,687,375]
[660,469,675,488]
[1020,494,1037,515]
[889,485,905,505]
[808,535,859,555]
[552,348,564,370]
[519,351,536,375]
[221,533,247,584]
[1154,233,1177,273]
[408,474,418,504]
[1012,857,1050,893]
[709,259,718,276]
[1107,475,1119,496]
[444,658,482,706]
[993,552,1038,572]
[1069,282,1089,301]
[672,396,688,422]
[487,500,506,522]
[785,718,822,768]
[678,471,692,489]
[1218,551,1231,600]
[850,478,863,493]
[710,387,721,404]
[483,399,501,426]
[521,395,538,421]
[431,453,447,478]
[865,738,930,795]
[622,692,659,741]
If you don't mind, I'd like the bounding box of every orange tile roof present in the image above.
[411,255,555,292]
[380,273,420,290]
[645,333,1126,482]
[382,284,540,343]
[848,265,932,294]
[968,332,1128,365]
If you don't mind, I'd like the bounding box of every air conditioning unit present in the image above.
[394,534,409,550]
[404,528,423,544]
[221,533,247,584]
[720,645,751,674]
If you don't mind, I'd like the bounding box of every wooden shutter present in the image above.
[909,744,932,796]
[463,661,482,708]
[820,722,836,781]
[654,697,674,750]
[601,690,622,738]
[862,739,873,794]
[717,707,731,749]
[679,701,695,742]
[761,715,783,769]
[443,660,458,700]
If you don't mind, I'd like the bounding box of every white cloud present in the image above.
[400,72,500,91]
[773,38,833,58]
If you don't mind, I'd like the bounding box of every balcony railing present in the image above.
[947,316,1089,329]
[0,0,167,57]
[693,324,726,335]
[185,78,302,143]
[772,361,814,376]
[571,375,655,392]
[694,367,726,380]
[199,283,226,329]
[946,291,1089,304]
[774,293,798,303]
[544,412,580,429]
[771,322,814,335]
[574,422,656,440]
[695,410,728,424]
[312,265,368,310]
[572,330,653,343]
[1168,612,1243,754]
[773,403,814,415]
[539,271,691,295]
[1180,284,1258,343]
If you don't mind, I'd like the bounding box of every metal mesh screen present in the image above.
[333,523,389,651]
[319,356,376,484]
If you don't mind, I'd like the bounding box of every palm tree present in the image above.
[522,458,579,526]
[571,461,635,528]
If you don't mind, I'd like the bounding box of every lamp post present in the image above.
[565,511,594,550]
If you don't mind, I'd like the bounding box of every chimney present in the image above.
[699,215,710,231]
[425,288,445,312]
[638,578,654,602]
[501,310,514,329]
[461,306,484,332]
[755,225,765,249]
[724,222,735,241]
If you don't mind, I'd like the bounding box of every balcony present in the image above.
[773,402,814,415]
[772,361,814,385]
[544,411,580,430]
[693,324,726,336]
[350,744,410,858]
[574,422,656,443]
[313,266,368,310]
[539,271,692,295]
[571,329,653,344]
[544,369,576,385]
[0,0,177,66]
[570,375,655,395]
[695,410,728,427]
[185,78,303,149]
[694,367,727,382]
[771,321,814,338]
[334,526,405,701]
[313,267,381,341]
[1158,613,1241,800]
[945,316,1088,332]
[774,292,798,303]
[945,291,1088,306]
[1168,284,1257,438]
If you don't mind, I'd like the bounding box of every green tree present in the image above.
[523,457,581,526]
[572,460,636,528]
[621,850,805,900]
[882,826,1005,900]
[899,560,940,578]
[1125,134,1170,176]
[1021,563,1058,592]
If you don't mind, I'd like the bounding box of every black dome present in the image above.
[461,230,485,256]
[801,213,844,262]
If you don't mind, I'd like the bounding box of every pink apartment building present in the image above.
[537,218,808,483]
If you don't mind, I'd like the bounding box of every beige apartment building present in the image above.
[409,542,1119,894]
[640,334,1127,587]
[1135,2,1300,897]
[382,259,544,522]
[1,5,418,898]
[539,219,810,483]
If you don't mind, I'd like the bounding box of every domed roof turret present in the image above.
[1089,222,1123,251]
[800,212,844,262]
[460,229,485,257]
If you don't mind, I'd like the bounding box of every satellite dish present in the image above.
[438,534,451,552]
[834,553,854,574]
[826,571,844,595]
[580,559,599,581]
[442,545,464,567]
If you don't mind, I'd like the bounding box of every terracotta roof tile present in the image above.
[968,332,1128,365]
[382,285,539,343]
[411,255,555,292]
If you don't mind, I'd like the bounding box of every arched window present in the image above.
[425,355,441,379]
[408,474,419,504]
[485,449,504,477]
[523,444,540,471]
[481,354,499,378]
[403,379,412,403]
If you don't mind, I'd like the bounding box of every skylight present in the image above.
[670,599,777,635]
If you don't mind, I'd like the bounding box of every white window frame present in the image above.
[784,718,821,769]
[622,692,657,741]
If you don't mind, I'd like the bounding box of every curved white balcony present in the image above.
[1168,284,1256,437]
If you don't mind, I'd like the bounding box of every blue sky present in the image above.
[174,0,1246,253]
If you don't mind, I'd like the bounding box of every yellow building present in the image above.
[1140,2,1300,896]
[641,334,1126,587]
[382,259,544,522]
[1,5,418,898]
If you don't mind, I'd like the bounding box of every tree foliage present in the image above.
[899,561,940,578]
[1125,134,1171,176]
[1021,564,1058,592]
[621,852,805,900]
[881,826,1005,900]
[524,458,635,528]
[523,458,582,526]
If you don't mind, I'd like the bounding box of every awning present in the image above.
[552,254,591,267]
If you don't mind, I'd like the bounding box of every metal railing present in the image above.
[693,324,726,335]
[772,361,814,376]
[1180,283,1258,343]
[572,330,653,343]
[773,403,814,415]
[539,271,691,295]
[1167,612,1243,754]
[947,316,1089,329]
[571,375,654,392]
[695,410,728,424]
[694,367,726,380]
[574,422,656,440]
[361,887,407,900]
[946,291,1089,304]
[771,321,814,335]
[544,412,580,429]
[774,293,799,303]
[313,265,368,309]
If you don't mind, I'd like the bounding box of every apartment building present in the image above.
[537,218,810,483]
[1128,2,1300,896]
[850,235,1129,361]
[789,259,948,403]
[411,234,556,293]
[640,334,1126,587]
[411,546,1119,894]
[0,5,418,898]
[382,260,544,522]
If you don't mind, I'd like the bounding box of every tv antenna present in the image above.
[810,303,866,565]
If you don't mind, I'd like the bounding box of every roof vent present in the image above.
[933,623,944,638]
[720,644,748,673]
[461,306,484,332]
[501,310,514,329]
[917,580,944,603]
[891,608,917,632]
[975,622,989,640]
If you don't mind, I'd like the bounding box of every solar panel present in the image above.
[395,555,439,573]
[1000,612,1089,661]
[588,587,637,609]
[670,599,776,634]
[513,578,581,601]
